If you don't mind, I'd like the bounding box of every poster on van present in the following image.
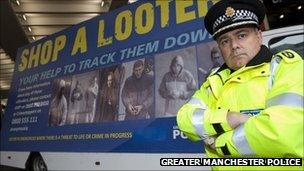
[1,0,223,153]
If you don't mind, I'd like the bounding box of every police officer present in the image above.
[177,0,303,170]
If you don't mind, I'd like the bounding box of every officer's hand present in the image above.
[227,112,251,129]
[203,135,216,149]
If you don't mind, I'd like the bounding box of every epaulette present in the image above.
[273,49,303,64]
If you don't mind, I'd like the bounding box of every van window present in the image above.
[269,33,304,58]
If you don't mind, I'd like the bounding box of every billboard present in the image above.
[1,0,222,153]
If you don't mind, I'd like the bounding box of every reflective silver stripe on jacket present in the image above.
[268,56,282,90]
[192,108,207,139]
[232,124,254,155]
[267,93,304,108]
[188,97,207,109]
[189,97,208,139]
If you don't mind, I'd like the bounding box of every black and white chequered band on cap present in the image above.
[212,9,259,33]
[204,0,266,39]
[213,20,258,37]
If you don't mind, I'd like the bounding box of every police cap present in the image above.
[204,0,266,39]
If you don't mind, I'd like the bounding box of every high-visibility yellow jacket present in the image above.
[177,47,303,171]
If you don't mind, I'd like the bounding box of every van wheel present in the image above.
[29,154,47,171]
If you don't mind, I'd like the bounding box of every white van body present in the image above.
[262,25,304,57]
[1,25,303,171]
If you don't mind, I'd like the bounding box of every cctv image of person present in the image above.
[159,55,197,117]
[121,60,154,120]
[49,79,68,126]
[85,76,99,123]
[99,72,119,122]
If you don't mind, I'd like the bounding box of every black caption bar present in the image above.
[160,158,303,166]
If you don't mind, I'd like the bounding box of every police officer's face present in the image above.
[134,65,144,78]
[217,27,262,70]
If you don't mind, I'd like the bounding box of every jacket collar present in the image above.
[217,45,273,73]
